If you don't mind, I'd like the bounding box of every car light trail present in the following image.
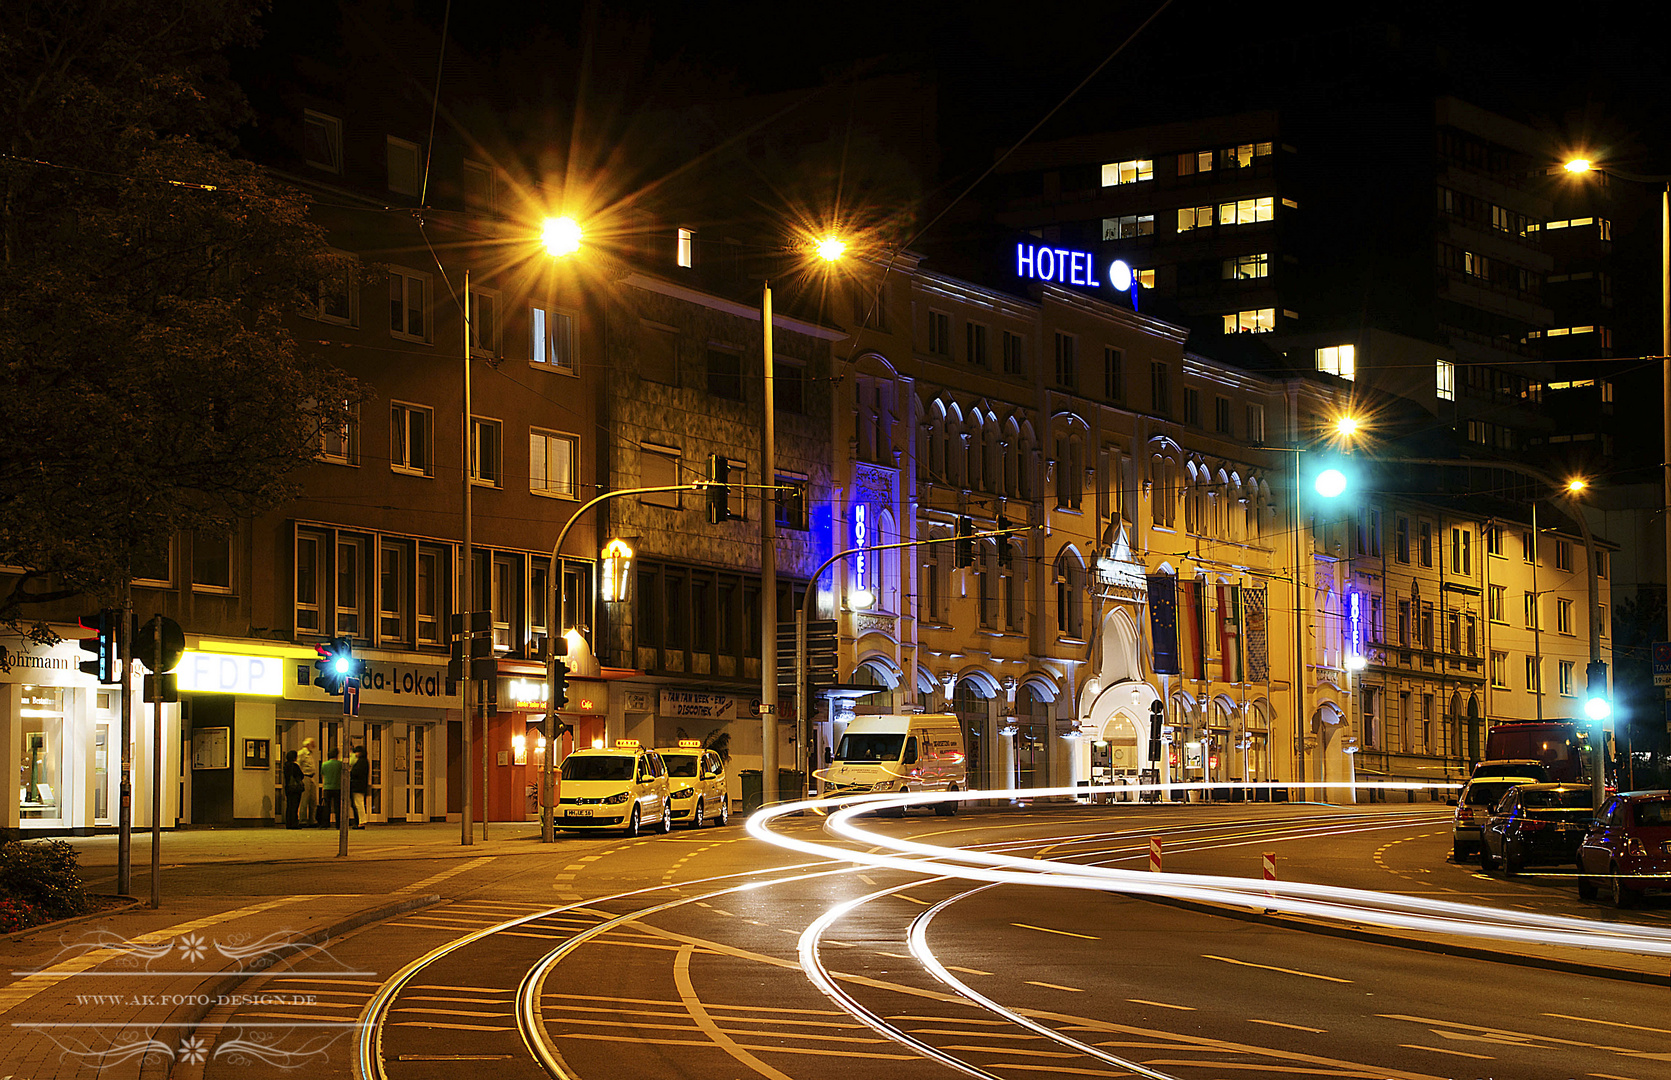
[748,782,1671,961]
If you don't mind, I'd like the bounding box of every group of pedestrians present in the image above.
[281,738,372,829]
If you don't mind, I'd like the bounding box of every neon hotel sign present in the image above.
[1015,243,1137,294]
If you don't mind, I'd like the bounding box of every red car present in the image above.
[1576,791,1671,907]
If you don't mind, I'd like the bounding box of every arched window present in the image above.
[965,411,983,492]
[855,375,895,465]
[1004,535,1026,632]
[925,399,947,482]
[1151,453,1178,528]
[984,413,1002,495]
[1055,432,1084,510]
[945,403,965,488]
[878,510,899,614]
[1055,547,1086,639]
[1002,417,1020,497]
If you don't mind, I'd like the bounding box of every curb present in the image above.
[138,892,442,1080]
[0,895,144,944]
[1133,890,1670,987]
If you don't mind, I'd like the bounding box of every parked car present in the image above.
[1452,773,1544,862]
[1470,759,1552,783]
[1479,783,1594,875]
[1576,790,1671,907]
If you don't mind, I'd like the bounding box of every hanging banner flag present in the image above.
[1179,577,1207,681]
[1219,584,1244,683]
[1245,586,1270,682]
[1148,574,1180,675]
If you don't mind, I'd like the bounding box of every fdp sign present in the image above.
[1015,243,1139,297]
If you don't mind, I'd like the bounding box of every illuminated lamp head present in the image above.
[1108,259,1134,292]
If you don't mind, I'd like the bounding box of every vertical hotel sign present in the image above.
[1347,589,1364,668]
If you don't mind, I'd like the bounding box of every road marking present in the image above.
[939,1044,1076,1059]
[553,1032,915,1059]
[1548,1013,1671,1036]
[1012,923,1100,940]
[397,855,494,894]
[1589,1073,1644,1080]
[0,895,319,1017]
[980,1065,1128,1077]
[411,984,512,994]
[402,996,512,1005]
[547,993,842,1015]
[1125,998,1193,1010]
[1400,1044,1494,1060]
[1247,1018,1326,1033]
[947,965,993,977]
[391,1007,510,1019]
[390,1020,511,1031]
[1202,954,1351,983]
[395,1055,513,1061]
[894,894,929,905]
[1382,1013,1632,1053]
[1024,980,1084,992]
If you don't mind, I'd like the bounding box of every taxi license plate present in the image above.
[567,809,593,818]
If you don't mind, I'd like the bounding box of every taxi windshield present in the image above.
[562,755,633,782]
[664,756,699,778]
[835,733,905,762]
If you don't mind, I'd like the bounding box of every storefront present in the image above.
[2,627,180,837]
[471,665,608,822]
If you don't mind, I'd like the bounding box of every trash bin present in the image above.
[741,770,762,812]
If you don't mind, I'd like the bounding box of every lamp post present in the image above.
[1564,158,1670,660]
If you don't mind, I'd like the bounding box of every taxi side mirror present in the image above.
[1446,797,1458,806]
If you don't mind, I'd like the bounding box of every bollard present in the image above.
[1262,851,1277,911]
[1150,837,1162,873]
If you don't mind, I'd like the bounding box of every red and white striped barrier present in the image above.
[1262,851,1277,903]
[1149,837,1162,874]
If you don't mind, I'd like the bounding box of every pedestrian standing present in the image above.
[282,750,305,829]
[318,748,343,828]
[349,746,370,829]
[298,737,318,827]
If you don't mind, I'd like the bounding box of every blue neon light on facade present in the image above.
[1016,243,1102,287]
[852,503,868,590]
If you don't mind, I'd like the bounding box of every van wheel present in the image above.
[690,799,704,830]
[715,797,730,827]
[658,800,674,833]
[881,787,907,818]
[624,805,641,837]
[934,786,959,816]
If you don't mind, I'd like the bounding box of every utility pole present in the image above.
[118,582,133,896]
[761,282,779,807]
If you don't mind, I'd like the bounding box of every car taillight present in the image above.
[1458,808,1473,822]
[1519,818,1545,831]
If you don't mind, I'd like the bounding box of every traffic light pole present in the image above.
[117,584,133,897]
[539,483,716,841]
[796,527,1020,799]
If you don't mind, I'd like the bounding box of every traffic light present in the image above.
[1304,454,1354,501]
[77,610,120,684]
[313,637,362,695]
[1584,660,1611,721]
[954,516,973,568]
[552,658,571,711]
[1147,699,1164,761]
[996,514,1013,568]
[705,453,730,524]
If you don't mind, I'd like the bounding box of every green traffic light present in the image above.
[1314,468,1348,498]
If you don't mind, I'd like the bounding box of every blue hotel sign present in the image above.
[1015,243,1137,298]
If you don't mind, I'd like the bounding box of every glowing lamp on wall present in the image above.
[600,538,634,603]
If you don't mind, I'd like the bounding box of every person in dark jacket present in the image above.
[282,750,305,828]
[348,746,371,829]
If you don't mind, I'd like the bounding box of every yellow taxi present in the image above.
[657,740,730,828]
[556,740,672,836]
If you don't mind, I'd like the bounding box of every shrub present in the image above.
[0,896,46,933]
[0,839,89,920]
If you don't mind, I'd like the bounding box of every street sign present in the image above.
[135,616,186,674]
[343,677,361,716]
[1654,641,1671,687]
[142,674,178,703]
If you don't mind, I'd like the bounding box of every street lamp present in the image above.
[1562,157,1671,659]
[542,216,583,258]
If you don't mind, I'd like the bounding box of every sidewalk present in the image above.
[1,823,556,1080]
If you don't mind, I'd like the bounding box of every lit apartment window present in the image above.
[1218,196,1275,226]
[1559,660,1575,696]
[1523,592,1539,629]
[1101,159,1153,186]
[1463,251,1490,278]
[1223,253,1269,280]
[1488,584,1506,622]
[1490,652,1508,688]
[319,401,358,465]
[386,136,421,196]
[1177,205,1213,232]
[1102,214,1155,240]
[1436,359,1455,400]
[531,429,579,498]
[390,402,433,476]
[1450,528,1471,575]
[1224,308,1275,334]
[1316,344,1355,380]
[1222,142,1273,167]
[532,306,576,370]
[1135,268,1156,288]
[303,111,343,173]
[677,227,695,268]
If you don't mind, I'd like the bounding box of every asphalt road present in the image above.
[170,801,1669,1080]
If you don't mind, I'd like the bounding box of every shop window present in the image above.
[20,687,65,821]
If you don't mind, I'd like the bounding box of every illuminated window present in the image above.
[1218,197,1275,226]
[1222,253,1269,280]
[1557,597,1573,634]
[1488,584,1505,622]
[1436,359,1455,400]
[1222,143,1272,168]
[1135,268,1155,288]
[1315,344,1355,380]
[1224,308,1275,334]
[1101,159,1153,186]
[1176,150,1213,175]
[531,429,579,499]
[1490,651,1508,687]
[1177,205,1213,232]
[1101,213,1155,240]
[386,136,421,196]
[1525,655,1541,692]
[1463,251,1489,278]
[532,306,576,370]
[677,228,695,268]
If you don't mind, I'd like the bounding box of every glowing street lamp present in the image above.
[1563,158,1593,174]
[1566,478,1588,495]
[1313,467,1349,499]
[542,215,583,258]
[1334,415,1361,439]
[814,235,847,262]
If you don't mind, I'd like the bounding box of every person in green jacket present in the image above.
[317,748,344,828]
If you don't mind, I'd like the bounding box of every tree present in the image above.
[0,0,363,635]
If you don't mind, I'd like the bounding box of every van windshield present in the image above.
[664,756,699,778]
[835,733,906,762]
[562,755,633,782]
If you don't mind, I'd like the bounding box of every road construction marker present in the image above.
[1149,836,1161,873]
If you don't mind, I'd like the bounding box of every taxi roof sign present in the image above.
[677,739,702,748]
[614,739,640,748]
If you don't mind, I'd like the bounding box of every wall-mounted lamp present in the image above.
[600,538,634,603]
